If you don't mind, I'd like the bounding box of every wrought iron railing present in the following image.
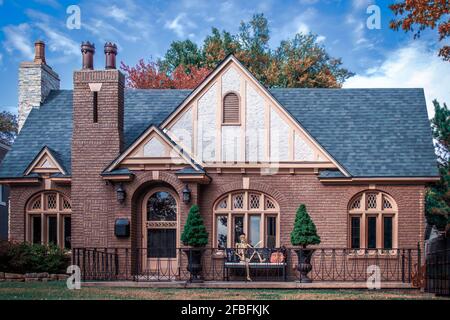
[425,248,449,296]
[72,247,421,283]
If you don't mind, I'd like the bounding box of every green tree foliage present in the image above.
[290,204,321,247]
[181,205,208,247]
[123,13,353,89]
[426,100,450,231]
[0,111,18,145]
[159,40,203,74]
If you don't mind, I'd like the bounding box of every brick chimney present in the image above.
[18,40,60,132]
[71,41,124,248]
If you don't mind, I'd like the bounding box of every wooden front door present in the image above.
[142,188,179,278]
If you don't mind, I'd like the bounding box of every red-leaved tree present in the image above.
[120,60,210,89]
[390,0,450,61]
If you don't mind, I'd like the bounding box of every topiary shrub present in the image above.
[181,205,208,247]
[290,204,321,248]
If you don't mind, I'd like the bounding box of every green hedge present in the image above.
[0,241,70,274]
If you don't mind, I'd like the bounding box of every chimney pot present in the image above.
[104,42,118,69]
[34,40,46,64]
[81,41,95,70]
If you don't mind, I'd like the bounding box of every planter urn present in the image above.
[184,248,204,282]
[295,248,315,283]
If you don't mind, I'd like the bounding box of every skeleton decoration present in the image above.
[235,234,266,281]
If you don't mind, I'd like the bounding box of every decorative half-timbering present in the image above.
[162,56,340,173]
[106,126,201,172]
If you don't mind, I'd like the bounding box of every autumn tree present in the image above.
[390,0,450,61]
[0,111,18,145]
[121,14,353,89]
[120,59,210,89]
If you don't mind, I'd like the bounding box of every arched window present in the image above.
[26,191,71,249]
[348,191,397,250]
[222,92,240,125]
[214,191,279,248]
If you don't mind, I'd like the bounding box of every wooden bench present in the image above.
[223,248,288,281]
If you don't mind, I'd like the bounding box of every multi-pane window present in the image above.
[214,191,279,248]
[26,192,71,249]
[348,191,397,250]
[350,217,361,249]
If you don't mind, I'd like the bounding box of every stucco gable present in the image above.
[161,55,348,175]
[105,125,202,173]
[24,146,67,175]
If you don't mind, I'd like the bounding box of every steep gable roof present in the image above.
[270,88,438,177]
[105,125,203,172]
[0,90,72,178]
[0,87,438,179]
[24,145,67,175]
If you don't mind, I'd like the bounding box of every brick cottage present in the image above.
[0,41,439,283]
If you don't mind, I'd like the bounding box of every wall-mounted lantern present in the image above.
[182,184,191,204]
[116,183,126,204]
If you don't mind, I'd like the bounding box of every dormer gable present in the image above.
[24,146,67,175]
[105,125,202,173]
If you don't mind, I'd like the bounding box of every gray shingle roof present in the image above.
[0,87,438,178]
[270,88,438,177]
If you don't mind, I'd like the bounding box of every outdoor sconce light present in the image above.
[116,183,126,204]
[182,184,191,204]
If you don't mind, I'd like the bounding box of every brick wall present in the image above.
[115,171,425,250]
[8,182,70,242]
[196,174,426,248]
[71,69,124,248]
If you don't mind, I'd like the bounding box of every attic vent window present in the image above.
[222,92,240,125]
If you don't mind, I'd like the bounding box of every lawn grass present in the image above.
[0,282,448,300]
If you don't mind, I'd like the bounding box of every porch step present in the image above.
[82,281,414,289]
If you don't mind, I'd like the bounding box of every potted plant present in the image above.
[181,205,208,282]
[290,204,321,283]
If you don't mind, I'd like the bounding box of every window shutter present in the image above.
[223,93,240,124]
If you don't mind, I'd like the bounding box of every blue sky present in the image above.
[0,0,449,116]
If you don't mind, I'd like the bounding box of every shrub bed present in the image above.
[0,241,70,274]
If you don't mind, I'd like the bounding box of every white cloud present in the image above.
[2,24,33,59]
[316,35,326,43]
[33,0,61,8]
[36,23,79,57]
[352,0,371,9]
[164,13,196,38]
[344,42,450,117]
[296,22,310,35]
[106,5,129,23]
[0,53,3,65]
[84,19,139,43]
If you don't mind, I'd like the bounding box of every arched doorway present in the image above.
[141,187,179,273]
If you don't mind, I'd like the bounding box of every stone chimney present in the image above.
[18,40,60,132]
